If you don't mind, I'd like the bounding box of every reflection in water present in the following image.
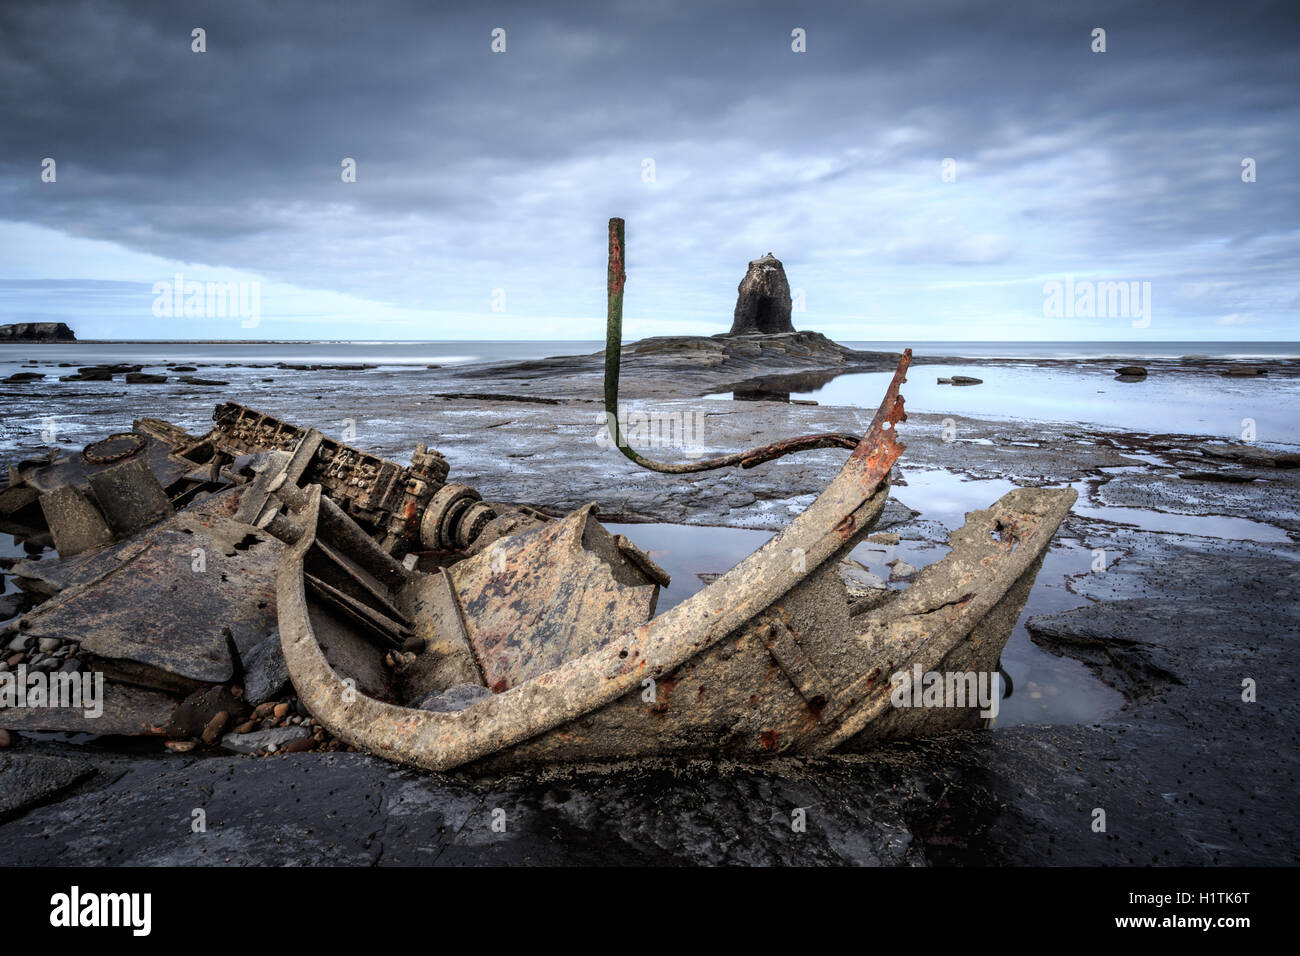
[712,364,1300,446]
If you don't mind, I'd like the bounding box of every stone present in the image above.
[178,376,230,386]
[837,561,886,597]
[272,702,290,720]
[165,740,197,753]
[887,559,918,581]
[728,253,794,335]
[201,711,230,745]
[0,730,10,748]
[219,726,311,755]
[949,376,983,386]
[1115,366,1147,377]
[165,686,247,739]
[252,701,278,721]
[241,629,290,706]
[60,367,112,381]
[124,372,167,384]
[36,638,60,653]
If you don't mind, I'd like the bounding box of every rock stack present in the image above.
[0,322,76,343]
[728,253,795,335]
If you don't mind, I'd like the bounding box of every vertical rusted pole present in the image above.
[605,218,642,463]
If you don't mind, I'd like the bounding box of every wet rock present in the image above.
[1178,471,1256,483]
[179,376,230,386]
[1115,366,1147,377]
[60,367,112,382]
[241,629,290,706]
[169,366,198,372]
[949,376,983,386]
[124,373,167,384]
[0,593,24,619]
[837,560,886,596]
[728,254,794,335]
[887,559,918,581]
[3,372,44,383]
[0,752,96,821]
[1221,367,1267,377]
[220,726,311,755]
[165,686,247,739]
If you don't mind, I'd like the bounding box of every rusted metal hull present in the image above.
[270,352,1076,771]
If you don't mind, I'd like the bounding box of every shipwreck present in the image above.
[0,220,1075,770]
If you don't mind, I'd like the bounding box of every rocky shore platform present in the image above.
[1,334,1297,864]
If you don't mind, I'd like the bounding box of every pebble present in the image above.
[233,719,258,735]
[252,701,278,720]
[6,634,30,653]
[36,638,60,653]
[220,725,311,756]
[5,653,23,668]
[0,729,11,748]
[272,702,290,719]
[164,739,197,753]
[201,710,231,745]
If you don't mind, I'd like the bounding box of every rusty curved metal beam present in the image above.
[602,217,880,473]
[277,351,912,772]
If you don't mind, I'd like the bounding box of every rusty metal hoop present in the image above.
[82,432,146,465]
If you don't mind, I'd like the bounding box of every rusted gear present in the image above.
[454,501,498,550]
[420,483,482,550]
[82,432,146,465]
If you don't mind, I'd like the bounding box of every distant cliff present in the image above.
[0,322,77,343]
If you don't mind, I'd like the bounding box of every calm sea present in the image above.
[2,339,1298,368]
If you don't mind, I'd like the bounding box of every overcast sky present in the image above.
[1,0,1296,341]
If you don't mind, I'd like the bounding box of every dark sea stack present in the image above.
[729,253,794,335]
[0,322,76,343]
